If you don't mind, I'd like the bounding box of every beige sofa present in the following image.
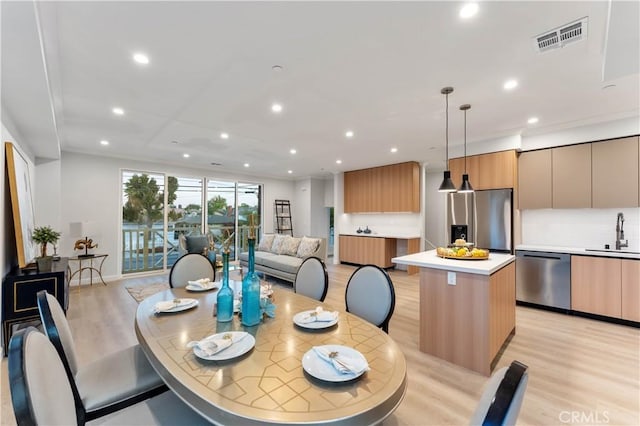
[238,235,327,283]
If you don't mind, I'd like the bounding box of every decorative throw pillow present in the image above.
[283,237,301,256]
[185,235,209,254]
[257,234,275,252]
[297,237,320,258]
[271,235,289,254]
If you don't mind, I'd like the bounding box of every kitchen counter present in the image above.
[339,232,421,239]
[516,245,640,260]
[392,249,516,375]
[392,250,515,275]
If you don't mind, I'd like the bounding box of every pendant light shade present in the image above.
[438,87,456,193]
[458,104,474,193]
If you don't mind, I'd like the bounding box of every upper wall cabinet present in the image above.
[552,143,592,208]
[449,150,517,190]
[518,135,640,210]
[344,161,420,213]
[592,136,639,208]
[518,149,552,209]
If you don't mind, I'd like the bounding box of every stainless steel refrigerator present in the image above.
[446,189,513,253]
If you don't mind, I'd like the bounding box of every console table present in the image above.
[2,258,69,355]
[67,254,108,287]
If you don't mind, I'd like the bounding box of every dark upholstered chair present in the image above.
[8,327,208,425]
[470,361,529,426]
[37,291,167,420]
[293,256,329,302]
[169,253,215,288]
[345,265,396,333]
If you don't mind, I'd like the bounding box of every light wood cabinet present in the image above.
[449,150,517,190]
[592,136,639,208]
[343,162,420,213]
[339,235,396,268]
[621,259,640,322]
[552,143,592,208]
[571,256,622,318]
[518,150,552,209]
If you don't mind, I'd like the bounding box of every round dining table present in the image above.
[135,282,407,425]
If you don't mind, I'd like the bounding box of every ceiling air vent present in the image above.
[533,17,588,53]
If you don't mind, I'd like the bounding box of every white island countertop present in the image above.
[392,250,515,275]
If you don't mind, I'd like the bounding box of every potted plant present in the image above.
[32,226,61,271]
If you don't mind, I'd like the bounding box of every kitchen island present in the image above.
[392,250,516,375]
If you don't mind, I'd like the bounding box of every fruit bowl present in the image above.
[436,246,489,260]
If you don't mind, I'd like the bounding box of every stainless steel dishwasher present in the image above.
[516,250,571,310]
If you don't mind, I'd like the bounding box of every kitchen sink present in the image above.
[585,248,640,255]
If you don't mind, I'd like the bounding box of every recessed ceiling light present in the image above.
[459,3,479,19]
[336,159,342,164]
[112,107,124,115]
[290,148,297,154]
[287,170,293,174]
[602,84,616,90]
[345,130,354,138]
[133,53,149,65]
[503,79,518,90]
[271,103,283,113]
[390,147,398,153]
[100,140,109,146]
[220,132,229,139]
[244,163,250,167]
[183,153,190,158]
[527,117,539,124]
[272,65,283,72]
[171,140,179,144]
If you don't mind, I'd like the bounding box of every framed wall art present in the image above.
[5,142,37,268]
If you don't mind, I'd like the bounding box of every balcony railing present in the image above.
[122,224,262,274]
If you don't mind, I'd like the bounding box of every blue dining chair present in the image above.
[8,327,209,425]
[36,290,168,420]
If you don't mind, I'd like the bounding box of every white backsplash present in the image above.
[521,208,640,251]
[338,213,421,236]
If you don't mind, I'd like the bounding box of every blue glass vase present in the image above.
[241,238,262,326]
[216,251,233,322]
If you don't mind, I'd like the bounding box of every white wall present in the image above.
[424,170,448,249]
[291,178,328,239]
[34,159,62,235]
[56,151,295,281]
[324,177,334,207]
[521,208,640,252]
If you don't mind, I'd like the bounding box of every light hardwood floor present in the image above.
[2,263,639,425]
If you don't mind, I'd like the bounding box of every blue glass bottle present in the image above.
[216,251,233,322]
[241,238,262,326]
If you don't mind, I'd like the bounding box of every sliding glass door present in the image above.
[121,170,262,273]
[121,171,166,273]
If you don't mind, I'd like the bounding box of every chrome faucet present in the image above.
[616,212,628,250]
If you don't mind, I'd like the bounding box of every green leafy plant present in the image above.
[32,226,61,258]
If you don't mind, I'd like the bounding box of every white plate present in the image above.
[155,298,198,313]
[186,282,219,292]
[302,345,368,382]
[193,331,256,361]
[293,310,339,329]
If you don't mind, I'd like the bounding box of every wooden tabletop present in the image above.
[135,284,407,425]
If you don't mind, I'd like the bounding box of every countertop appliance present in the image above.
[515,250,571,310]
[447,189,512,252]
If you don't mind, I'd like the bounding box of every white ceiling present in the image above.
[2,1,639,179]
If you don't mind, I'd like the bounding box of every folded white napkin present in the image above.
[194,332,248,356]
[187,278,211,289]
[298,307,338,324]
[313,346,369,375]
[154,298,194,313]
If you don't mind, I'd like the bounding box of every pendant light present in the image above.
[458,104,474,193]
[438,86,456,192]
